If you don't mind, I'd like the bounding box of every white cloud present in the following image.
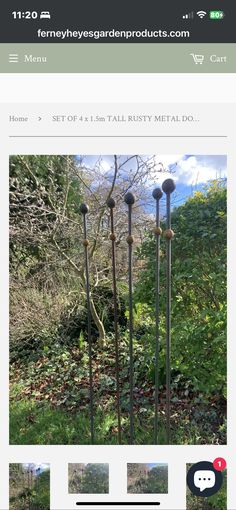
[175,156,227,185]
[149,155,183,185]
[23,463,50,472]
[99,159,111,173]
[79,154,227,188]
[153,155,227,186]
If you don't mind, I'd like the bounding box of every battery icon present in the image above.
[209,10,224,19]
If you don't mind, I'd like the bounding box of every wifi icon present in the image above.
[197,10,207,18]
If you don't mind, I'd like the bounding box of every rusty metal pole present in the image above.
[27,468,31,510]
[152,188,163,444]
[30,468,33,509]
[80,203,94,444]
[124,192,136,445]
[162,178,175,444]
[107,197,122,444]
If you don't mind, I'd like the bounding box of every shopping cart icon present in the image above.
[190,53,205,64]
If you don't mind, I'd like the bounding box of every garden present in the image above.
[127,463,168,494]
[68,463,109,494]
[9,463,50,510]
[9,154,227,445]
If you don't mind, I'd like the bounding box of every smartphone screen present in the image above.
[0,2,235,509]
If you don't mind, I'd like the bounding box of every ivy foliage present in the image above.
[135,181,227,397]
[69,463,109,494]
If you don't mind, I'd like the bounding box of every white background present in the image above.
[0,74,235,510]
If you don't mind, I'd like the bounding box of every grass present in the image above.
[9,338,226,446]
[10,390,218,446]
[10,392,167,445]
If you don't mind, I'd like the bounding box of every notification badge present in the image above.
[187,461,225,497]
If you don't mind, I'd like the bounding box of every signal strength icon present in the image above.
[183,12,194,19]
[197,10,207,18]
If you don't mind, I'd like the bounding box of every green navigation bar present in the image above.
[1,43,235,73]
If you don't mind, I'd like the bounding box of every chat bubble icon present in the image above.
[194,470,216,492]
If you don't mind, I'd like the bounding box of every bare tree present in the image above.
[10,154,168,344]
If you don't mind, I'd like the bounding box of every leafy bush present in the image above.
[135,182,227,398]
[10,282,60,362]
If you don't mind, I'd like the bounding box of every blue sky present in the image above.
[163,154,227,205]
[77,154,226,195]
[23,463,50,474]
[76,154,227,216]
[147,463,168,469]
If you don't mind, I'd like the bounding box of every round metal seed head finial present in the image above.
[124,192,135,205]
[79,203,89,215]
[164,228,174,240]
[152,188,163,200]
[106,197,116,209]
[162,178,176,194]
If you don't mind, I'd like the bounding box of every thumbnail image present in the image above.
[186,464,227,509]
[9,154,227,445]
[68,463,109,494]
[127,463,168,494]
[9,463,50,510]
